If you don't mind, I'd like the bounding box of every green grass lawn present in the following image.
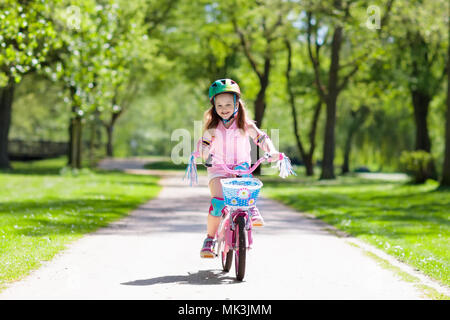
[260,174,450,288]
[0,157,161,291]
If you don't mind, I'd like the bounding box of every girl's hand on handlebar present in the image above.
[265,152,280,162]
[204,154,213,167]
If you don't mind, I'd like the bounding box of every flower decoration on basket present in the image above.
[248,198,255,206]
[230,198,238,205]
[238,188,250,199]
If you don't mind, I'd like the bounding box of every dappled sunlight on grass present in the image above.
[0,158,161,290]
[261,175,450,287]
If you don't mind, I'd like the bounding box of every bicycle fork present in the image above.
[230,209,253,250]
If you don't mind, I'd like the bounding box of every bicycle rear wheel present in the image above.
[234,215,246,281]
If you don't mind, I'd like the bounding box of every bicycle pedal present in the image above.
[252,222,264,227]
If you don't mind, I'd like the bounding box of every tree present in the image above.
[228,0,290,128]
[304,3,353,179]
[0,0,61,169]
[97,0,170,157]
[383,0,448,181]
[46,0,152,168]
[57,1,119,168]
[222,0,292,173]
[285,36,322,176]
[304,0,395,179]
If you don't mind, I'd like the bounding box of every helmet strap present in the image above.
[222,113,236,124]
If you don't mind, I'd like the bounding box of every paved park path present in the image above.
[1,158,448,300]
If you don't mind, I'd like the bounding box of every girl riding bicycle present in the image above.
[189,79,281,258]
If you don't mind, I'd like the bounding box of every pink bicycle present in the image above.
[209,153,295,281]
[184,149,296,281]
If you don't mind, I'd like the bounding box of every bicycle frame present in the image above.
[216,206,253,255]
[213,154,271,262]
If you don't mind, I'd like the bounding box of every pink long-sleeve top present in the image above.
[198,119,276,166]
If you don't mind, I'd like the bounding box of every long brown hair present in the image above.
[203,97,254,134]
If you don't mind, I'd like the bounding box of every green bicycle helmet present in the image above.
[209,78,241,103]
[208,78,241,124]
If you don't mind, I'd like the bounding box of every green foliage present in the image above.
[9,74,69,141]
[0,0,61,86]
[400,150,436,183]
[3,0,450,177]
[48,0,135,115]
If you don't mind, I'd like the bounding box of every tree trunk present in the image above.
[0,78,15,169]
[106,111,121,157]
[320,25,343,180]
[68,115,82,169]
[89,119,97,167]
[411,90,438,180]
[67,85,83,169]
[76,116,82,168]
[411,90,432,152]
[106,124,113,157]
[304,153,314,176]
[441,17,450,187]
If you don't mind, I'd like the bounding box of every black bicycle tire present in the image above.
[235,215,246,281]
[221,245,233,272]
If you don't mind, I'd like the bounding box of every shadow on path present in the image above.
[121,269,240,286]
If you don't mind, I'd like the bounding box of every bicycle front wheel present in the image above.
[221,245,233,272]
[234,215,246,281]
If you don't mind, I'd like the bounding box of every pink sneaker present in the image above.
[249,207,264,227]
[200,236,215,258]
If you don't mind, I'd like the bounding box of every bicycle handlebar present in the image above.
[185,145,296,186]
[207,152,282,175]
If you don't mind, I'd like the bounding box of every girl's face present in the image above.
[214,93,236,118]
